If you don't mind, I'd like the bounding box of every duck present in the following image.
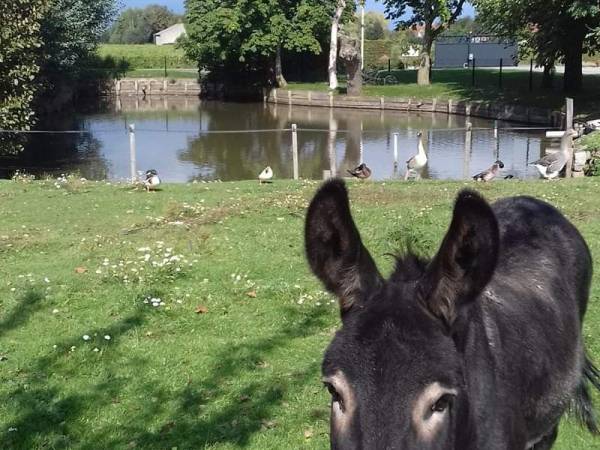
[405,131,427,180]
[258,166,273,184]
[347,163,372,180]
[473,160,504,182]
[144,169,161,192]
[530,129,577,179]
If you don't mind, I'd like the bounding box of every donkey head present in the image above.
[305,180,499,449]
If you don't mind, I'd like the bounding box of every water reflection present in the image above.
[6,97,551,182]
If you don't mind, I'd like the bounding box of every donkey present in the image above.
[305,179,600,450]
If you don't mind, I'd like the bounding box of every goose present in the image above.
[530,129,577,179]
[347,163,372,180]
[258,166,273,183]
[144,169,161,192]
[405,131,427,180]
[473,160,504,182]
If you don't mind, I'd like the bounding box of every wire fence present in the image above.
[0,125,558,135]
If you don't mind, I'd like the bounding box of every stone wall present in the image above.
[106,78,202,97]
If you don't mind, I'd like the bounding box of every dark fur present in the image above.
[305,179,599,450]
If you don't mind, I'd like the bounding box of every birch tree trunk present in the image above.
[328,0,346,91]
[275,45,287,88]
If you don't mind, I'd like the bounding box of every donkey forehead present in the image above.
[323,316,461,383]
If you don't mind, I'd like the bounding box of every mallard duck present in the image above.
[258,166,273,184]
[530,129,577,179]
[473,160,504,182]
[144,169,161,192]
[405,131,427,180]
[347,163,372,180]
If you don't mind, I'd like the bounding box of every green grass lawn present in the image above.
[287,68,600,119]
[124,69,199,79]
[1,178,600,449]
[98,44,195,70]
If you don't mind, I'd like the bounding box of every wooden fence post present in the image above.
[393,132,399,170]
[291,124,299,180]
[128,124,136,184]
[463,122,472,179]
[565,97,574,177]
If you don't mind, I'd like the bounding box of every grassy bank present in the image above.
[97,44,198,79]
[288,69,600,119]
[1,178,600,449]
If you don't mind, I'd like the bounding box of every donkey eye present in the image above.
[431,393,454,413]
[324,382,345,412]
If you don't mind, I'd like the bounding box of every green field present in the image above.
[288,69,600,119]
[98,44,195,69]
[1,178,600,449]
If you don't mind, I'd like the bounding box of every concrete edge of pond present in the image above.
[265,88,563,127]
[101,78,564,128]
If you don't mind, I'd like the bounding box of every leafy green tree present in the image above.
[474,0,600,91]
[364,11,389,40]
[109,9,152,44]
[109,5,182,44]
[41,0,116,72]
[441,17,483,36]
[0,0,48,154]
[185,0,341,87]
[382,0,466,85]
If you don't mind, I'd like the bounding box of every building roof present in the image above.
[154,23,186,36]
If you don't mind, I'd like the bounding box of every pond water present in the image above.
[2,96,553,182]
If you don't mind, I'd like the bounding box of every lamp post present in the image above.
[360,0,365,70]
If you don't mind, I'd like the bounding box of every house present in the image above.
[408,22,440,39]
[154,23,186,45]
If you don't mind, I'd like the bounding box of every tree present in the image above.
[474,0,600,91]
[185,0,337,87]
[41,0,116,72]
[109,5,181,44]
[328,0,347,90]
[364,11,389,40]
[441,17,483,36]
[109,9,153,44]
[37,0,115,112]
[382,0,466,85]
[0,0,48,155]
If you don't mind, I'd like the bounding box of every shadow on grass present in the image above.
[365,69,600,116]
[0,290,44,338]
[0,307,147,449]
[100,305,329,449]
[0,303,330,449]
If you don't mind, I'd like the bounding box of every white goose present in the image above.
[405,131,428,180]
[258,166,273,184]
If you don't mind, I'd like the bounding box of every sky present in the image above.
[120,0,476,20]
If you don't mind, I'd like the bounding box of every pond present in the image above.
[1,96,553,182]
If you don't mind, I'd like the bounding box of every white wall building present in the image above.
[154,23,186,45]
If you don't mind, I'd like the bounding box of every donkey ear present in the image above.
[420,190,499,328]
[305,180,382,314]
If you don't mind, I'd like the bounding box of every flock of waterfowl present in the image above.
[145,127,581,189]
[259,127,579,183]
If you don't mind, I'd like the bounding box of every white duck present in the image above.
[258,166,273,184]
[144,169,161,192]
[530,129,577,179]
[404,131,428,180]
